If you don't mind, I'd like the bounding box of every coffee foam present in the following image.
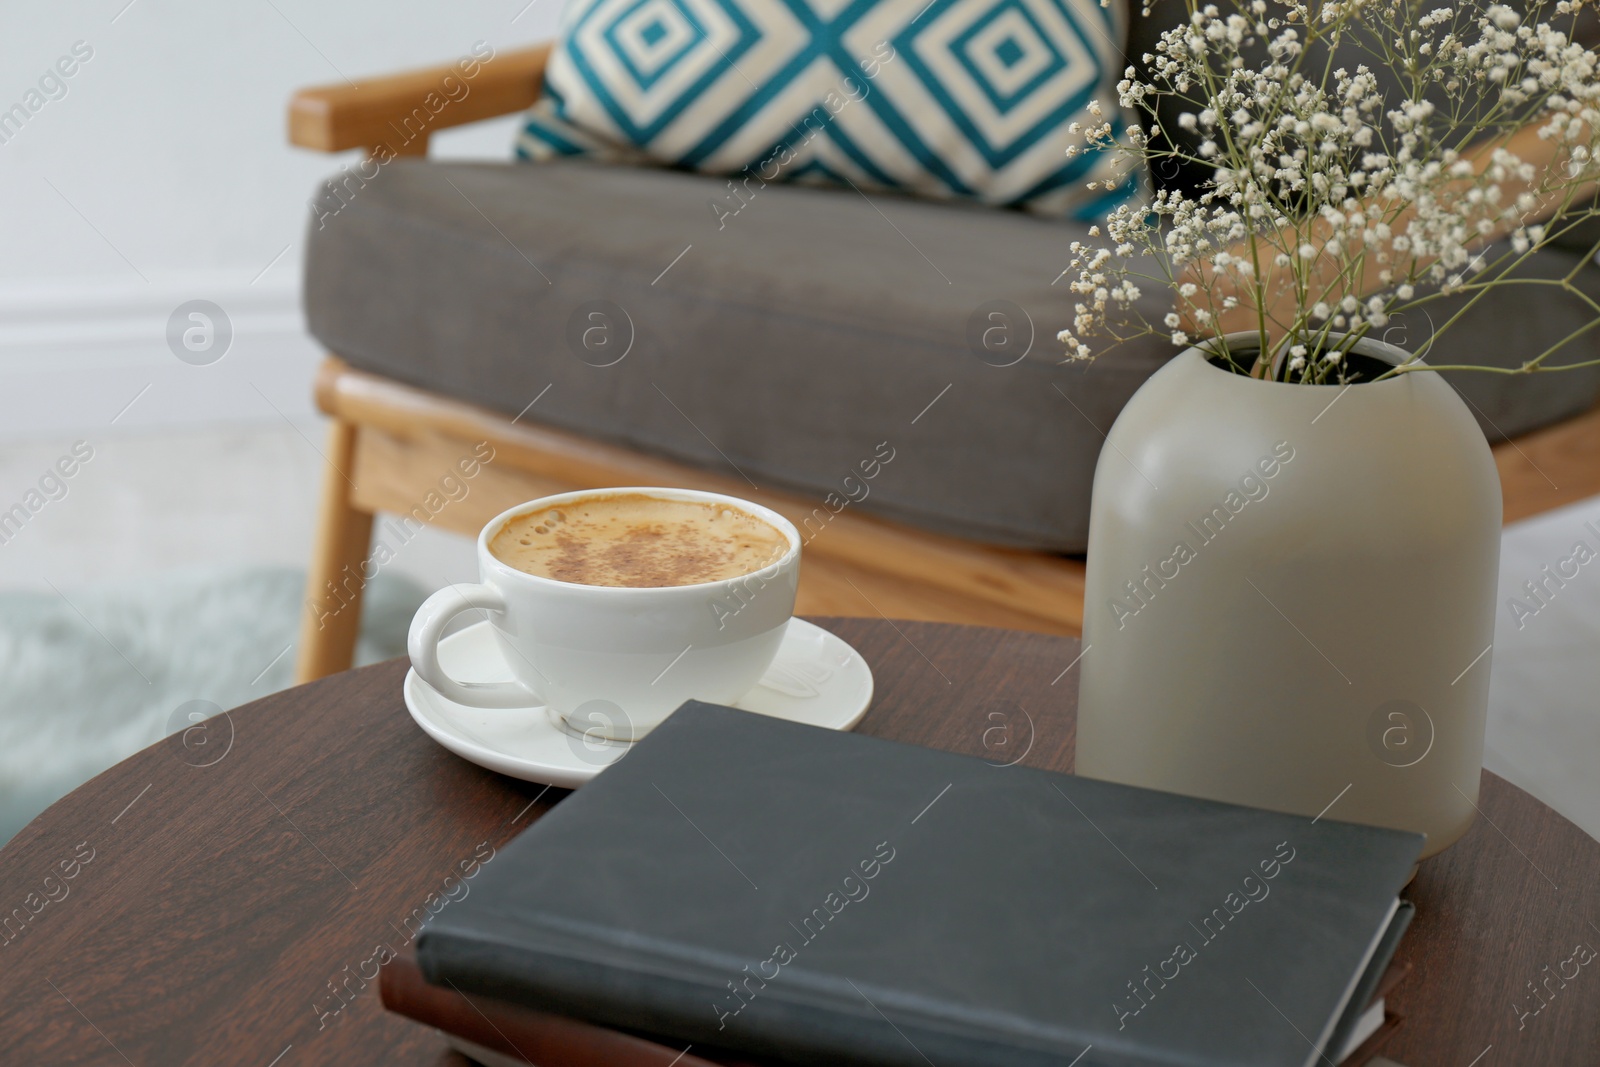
[489,493,789,588]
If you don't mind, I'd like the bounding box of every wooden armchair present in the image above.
[286,45,1600,683]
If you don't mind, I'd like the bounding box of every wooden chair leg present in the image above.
[294,420,375,683]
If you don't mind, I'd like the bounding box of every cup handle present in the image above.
[408,583,538,709]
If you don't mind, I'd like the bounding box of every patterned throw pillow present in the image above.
[515,0,1133,218]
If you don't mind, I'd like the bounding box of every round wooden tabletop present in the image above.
[0,618,1595,1066]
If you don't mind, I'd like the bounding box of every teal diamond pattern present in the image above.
[518,0,1131,217]
[602,0,713,94]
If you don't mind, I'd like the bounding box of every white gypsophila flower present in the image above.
[1055,0,1600,384]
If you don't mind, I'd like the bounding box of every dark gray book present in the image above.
[417,702,1422,1067]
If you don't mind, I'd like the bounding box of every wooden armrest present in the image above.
[289,42,551,156]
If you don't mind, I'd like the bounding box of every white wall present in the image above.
[0,0,562,440]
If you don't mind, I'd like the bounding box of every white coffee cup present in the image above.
[407,487,801,741]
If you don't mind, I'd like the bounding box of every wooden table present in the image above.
[1,619,1596,1066]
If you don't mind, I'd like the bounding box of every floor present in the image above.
[0,419,477,597]
[1486,492,1600,842]
[1,421,1596,844]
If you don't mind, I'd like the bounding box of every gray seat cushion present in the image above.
[304,159,1600,551]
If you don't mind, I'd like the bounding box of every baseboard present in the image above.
[0,272,323,441]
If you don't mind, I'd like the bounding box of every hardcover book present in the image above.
[381,947,1409,1067]
[417,702,1421,1067]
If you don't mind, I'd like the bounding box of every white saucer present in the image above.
[403,617,873,789]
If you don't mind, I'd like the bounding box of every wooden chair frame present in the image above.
[287,44,1600,682]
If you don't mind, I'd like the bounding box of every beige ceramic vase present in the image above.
[1074,334,1501,857]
